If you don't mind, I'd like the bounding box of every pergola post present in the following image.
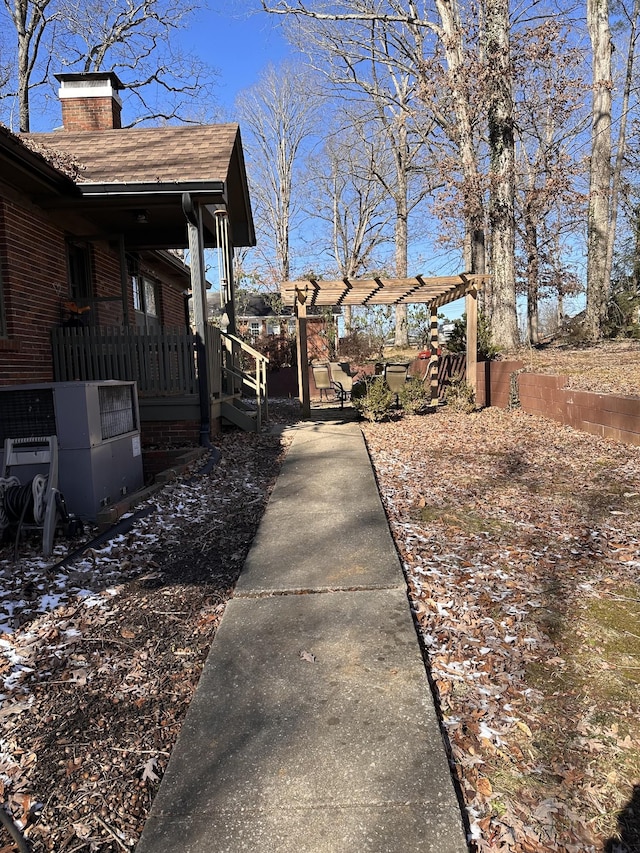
[295,289,310,418]
[465,286,478,394]
[430,304,439,405]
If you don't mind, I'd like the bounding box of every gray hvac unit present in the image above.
[0,381,144,521]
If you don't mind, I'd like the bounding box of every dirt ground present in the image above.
[1,346,639,852]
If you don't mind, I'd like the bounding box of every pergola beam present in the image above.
[281,273,489,415]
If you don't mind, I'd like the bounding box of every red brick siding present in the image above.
[61,97,122,131]
[0,196,68,383]
[1,191,189,387]
[475,360,524,408]
[92,242,126,326]
[141,420,201,448]
[307,317,332,362]
[158,280,186,326]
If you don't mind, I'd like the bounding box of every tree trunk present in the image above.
[585,0,613,341]
[486,0,518,350]
[18,39,30,132]
[605,0,640,304]
[435,0,486,285]
[393,120,409,348]
[524,200,540,345]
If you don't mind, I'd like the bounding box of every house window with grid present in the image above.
[133,273,160,329]
[249,320,260,342]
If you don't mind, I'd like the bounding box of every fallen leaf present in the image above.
[141,756,159,783]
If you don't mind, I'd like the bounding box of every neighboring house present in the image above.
[236,294,294,343]
[0,72,263,456]
[206,291,294,343]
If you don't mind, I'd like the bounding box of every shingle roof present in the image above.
[23,124,241,185]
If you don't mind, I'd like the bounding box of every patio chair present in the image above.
[384,362,409,404]
[329,362,354,406]
[312,363,333,401]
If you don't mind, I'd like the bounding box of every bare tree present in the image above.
[585,0,613,339]
[55,0,217,125]
[0,0,216,130]
[484,0,519,349]
[1,0,57,131]
[236,61,323,286]
[262,0,523,348]
[605,0,640,307]
[512,20,587,343]
[286,8,438,346]
[307,115,395,329]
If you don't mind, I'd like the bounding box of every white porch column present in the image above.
[186,204,207,339]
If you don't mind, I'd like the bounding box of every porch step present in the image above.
[220,399,259,432]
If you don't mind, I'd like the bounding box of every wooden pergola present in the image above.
[281,273,488,416]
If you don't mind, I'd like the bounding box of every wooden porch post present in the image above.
[466,286,478,394]
[430,305,439,405]
[295,289,310,418]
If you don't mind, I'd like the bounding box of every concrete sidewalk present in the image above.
[136,411,468,853]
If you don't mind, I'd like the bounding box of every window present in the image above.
[249,320,260,342]
[132,273,160,329]
[67,241,93,303]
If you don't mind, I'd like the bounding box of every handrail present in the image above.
[220,331,269,429]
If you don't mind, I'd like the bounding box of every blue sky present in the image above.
[180,4,292,116]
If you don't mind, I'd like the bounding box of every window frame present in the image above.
[66,240,94,305]
[131,264,161,330]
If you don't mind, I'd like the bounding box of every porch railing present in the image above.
[51,325,200,395]
[51,325,267,429]
[220,332,269,429]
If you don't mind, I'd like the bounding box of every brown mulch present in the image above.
[0,401,298,852]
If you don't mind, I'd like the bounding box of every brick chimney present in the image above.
[55,72,124,131]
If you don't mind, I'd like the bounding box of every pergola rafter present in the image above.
[281,273,489,417]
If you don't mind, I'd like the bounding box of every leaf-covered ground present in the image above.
[2,370,640,851]
[0,404,297,851]
[511,340,640,398]
[362,406,640,853]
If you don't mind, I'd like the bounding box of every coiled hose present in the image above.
[0,475,47,562]
[0,804,31,852]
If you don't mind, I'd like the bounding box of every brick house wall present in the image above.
[0,193,68,383]
[0,191,190,388]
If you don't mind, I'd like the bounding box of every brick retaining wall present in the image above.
[479,360,640,447]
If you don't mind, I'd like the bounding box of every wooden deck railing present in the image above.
[220,332,269,429]
[51,326,201,395]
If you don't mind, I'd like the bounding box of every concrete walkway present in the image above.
[136,410,468,853]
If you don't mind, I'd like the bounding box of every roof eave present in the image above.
[77,180,227,198]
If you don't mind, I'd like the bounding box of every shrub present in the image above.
[398,377,431,414]
[252,333,297,370]
[339,330,382,362]
[351,376,395,422]
[444,378,476,413]
[446,310,500,360]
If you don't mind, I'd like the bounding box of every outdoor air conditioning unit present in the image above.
[0,381,144,521]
